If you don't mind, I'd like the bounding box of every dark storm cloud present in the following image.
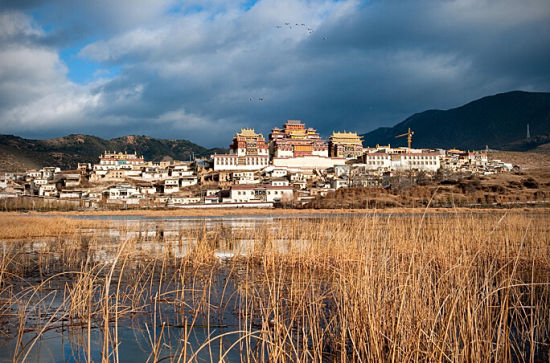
[0,0,549,147]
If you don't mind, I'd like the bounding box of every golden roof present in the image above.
[330,131,363,141]
[237,128,263,138]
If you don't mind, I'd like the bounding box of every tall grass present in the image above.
[0,211,548,361]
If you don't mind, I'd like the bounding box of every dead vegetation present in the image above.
[307,168,550,209]
[490,150,550,169]
[0,216,105,240]
[0,212,549,361]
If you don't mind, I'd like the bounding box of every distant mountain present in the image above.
[361,91,550,151]
[0,134,226,171]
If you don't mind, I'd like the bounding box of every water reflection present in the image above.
[0,215,299,362]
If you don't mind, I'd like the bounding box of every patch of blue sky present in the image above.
[241,0,259,11]
[59,47,119,84]
[59,47,98,84]
[166,3,204,16]
[28,4,56,34]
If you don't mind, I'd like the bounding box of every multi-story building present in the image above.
[269,120,345,170]
[163,179,180,194]
[38,184,58,197]
[269,120,328,158]
[212,129,269,171]
[328,131,364,158]
[363,152,440,172]
[363,153,392,170]
[93,151,145,171]
[229,184,294,203]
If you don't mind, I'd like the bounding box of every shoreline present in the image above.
[2,206,549,218]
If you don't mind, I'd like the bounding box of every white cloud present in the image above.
[0,11,43,39]
[0,0,549,146]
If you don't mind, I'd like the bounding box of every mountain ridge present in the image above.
[361,91,550,151]
[0,134,226,172]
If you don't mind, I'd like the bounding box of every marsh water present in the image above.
[3,211,548,362]
[0,213,351,362]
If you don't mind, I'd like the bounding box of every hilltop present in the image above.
[0,134,226,171]
[361,91,550,151]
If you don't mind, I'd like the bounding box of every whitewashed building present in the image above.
[391,153,440,171]
[108,184,140,199]
[39,184,58,197]
[213,129,269,171]
[265,185,293,202]
[163,179,180,194]
[230,186,261,203]
[270,178,289,187]
[180,177,198,187]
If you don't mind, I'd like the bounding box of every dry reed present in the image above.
[0,211,548,362]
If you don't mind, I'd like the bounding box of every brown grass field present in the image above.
[490,150,550,169]
[0,211,548,361]
[2,205,550,220]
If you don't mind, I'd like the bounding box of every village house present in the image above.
[269,178,290,187]
[167,197,201,207]
[169,164,194,177]
[163,179,180,194]
[137,184,156,196]
[268,168,288,178]
[59,190,83,199]
[292,180,307,190]
[331,178,349,189]
[0,176,7,189]
[41,167,60,180]
[334,165,351,178]
[265,185,293,203]
[54,170,82,187]
[232,171,258,184]
[310,187,335,197]
[38,183,58,197]
[84,191,103,202]
[180,176,198,187]
[93,151,145,171]
[108,184,140,199]
[31,178,49,191]
[205,195,220,203]
[204,188,221,203]
[230,185,261,203]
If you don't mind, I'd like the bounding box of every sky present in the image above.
[0,0,549,148]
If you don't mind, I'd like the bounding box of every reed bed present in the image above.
[0,211,548,362]
[0,216,106,240]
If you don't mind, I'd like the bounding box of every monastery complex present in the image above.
[214,120,363,171]
[0,119,512,209]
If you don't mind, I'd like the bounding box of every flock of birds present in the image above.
[276,22,314,35]
[248,22,328,103]
[274,22,327,40]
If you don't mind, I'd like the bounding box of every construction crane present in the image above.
[395,127,414,149]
